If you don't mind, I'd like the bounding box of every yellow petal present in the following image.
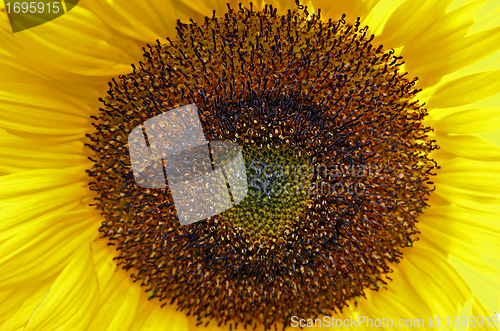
[477,128,500,149]
[0,166,90,199]
[354,253,433,330]
[419,205,500,271]
[3,6,138,77]
[0,130,87,174]
[403,0,500,87]
[174,0,241,20]
[0,169,98,289]
[0,49,53,85]
[450,256,500,315]
[436,133,500,161]
[427,70,500,108]
[0,288,17,325]
[0,283,51,327]
[404,0,487,55]
[80,0,178,43]
[87,271,141,331]
[434,159,500,213]
[0,211,99,290]
[0,282,53,331]
[470,0,500,33]
[431,107,500,133]
[311,0,380,25]
[376,0,453,48]
[139,307,189,331]
[435,183,500,214]
[0,52,108,107]
[0,84,91,136]
[90,242,190,331]
[91,240,119,293]
[360,290,432,330]
[0,167,93,243]
[400,244,472,318]
[22,245,100,331]
[0,187,84,243]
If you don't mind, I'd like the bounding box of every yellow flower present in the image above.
[1,0,500,330]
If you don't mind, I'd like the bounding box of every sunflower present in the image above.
[1,0,500,330]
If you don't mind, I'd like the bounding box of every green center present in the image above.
[220,146,313,237]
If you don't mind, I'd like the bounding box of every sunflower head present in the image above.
[83,2,440,329]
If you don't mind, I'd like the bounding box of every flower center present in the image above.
[86,3,437,330]
[222,146,312,237]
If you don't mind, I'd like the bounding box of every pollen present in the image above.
[86,3,438,330]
